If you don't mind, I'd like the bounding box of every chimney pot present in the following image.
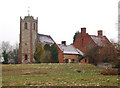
[61,41,66,45]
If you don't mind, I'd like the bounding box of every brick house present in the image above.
[73,28,111,63]
[57,41,84,63]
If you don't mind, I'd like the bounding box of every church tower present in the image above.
[18,16,38,64]
[118,1,120,45]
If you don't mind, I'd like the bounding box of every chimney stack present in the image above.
[61,41,66,45]
[98,30,103,36]
[81,28,86,35]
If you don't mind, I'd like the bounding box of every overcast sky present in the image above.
[0,0,119,45]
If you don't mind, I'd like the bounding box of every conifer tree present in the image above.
[34,42,44,63]
[73,31,80,42]
[50,44,59,63]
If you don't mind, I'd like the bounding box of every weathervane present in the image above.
[27,7,30,16]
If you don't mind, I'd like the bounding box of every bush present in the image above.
[113,60,120,68]
[40,51,51,63]
[100,68,118,75]
[34,43,59,63]
[44,43,59,63]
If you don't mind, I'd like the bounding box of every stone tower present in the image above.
[119,1,120,45]
[18,16,38,64]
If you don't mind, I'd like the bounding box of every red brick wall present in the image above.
[73,33,96,53]
[58,51,64,63]
[73,29,96,63]
[55,44,64,63]
[63,54,78,62]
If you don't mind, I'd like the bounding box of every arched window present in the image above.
[25,54,28,60]
[25,23,27,29]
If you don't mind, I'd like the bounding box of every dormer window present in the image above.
[25,23,27,29]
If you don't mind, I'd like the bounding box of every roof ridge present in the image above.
[90,35,97,37]
[38,33,50,37]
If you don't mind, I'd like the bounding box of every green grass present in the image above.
[2,63,119,86]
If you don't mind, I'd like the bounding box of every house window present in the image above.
[85,59,87,63]
[64,59,68,63]
[71,59,75,63]
[82,39,84,48]
[89,41,92,45]
[72,59,74,62]
[25,54,28,60]
[25,23,27,29]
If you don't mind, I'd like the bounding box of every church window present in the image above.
[25,54,28,60]
[82,39,84,48]
[25,23,27,29]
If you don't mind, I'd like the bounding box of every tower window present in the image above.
[34,23,36,30]
[25,23,27,29]
[25,54,28,60]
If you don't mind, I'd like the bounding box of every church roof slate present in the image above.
[38,34,55,45]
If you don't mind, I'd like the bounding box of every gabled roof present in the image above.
[90,35,110,47]
[38,34,55,45]
[58,44,84,55]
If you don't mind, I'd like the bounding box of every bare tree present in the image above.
[0,41,19,64]
[0,41,12,64]
[85,41,118,65]
[1,41,12,53]
[85,45,100,65]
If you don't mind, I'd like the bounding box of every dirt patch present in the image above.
[76,70,81,73]
[23,71,47,75]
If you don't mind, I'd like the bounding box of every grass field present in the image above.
[2,63,119,86]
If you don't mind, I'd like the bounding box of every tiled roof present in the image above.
[58,44,84,55]
[38,34,55,45]
[90,35,110,47]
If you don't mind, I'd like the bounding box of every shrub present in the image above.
[40,51,51,63]
[100,68,118,75]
